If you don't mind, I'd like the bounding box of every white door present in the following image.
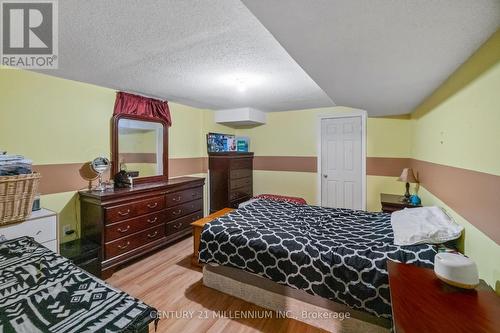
[321,117,363,209]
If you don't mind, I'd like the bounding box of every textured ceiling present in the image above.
[39,0,333,111]
[242,0,500,116]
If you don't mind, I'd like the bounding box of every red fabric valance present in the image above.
[113,92,172,126]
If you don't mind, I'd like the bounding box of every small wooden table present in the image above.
[191,208,234,266]
[387,261,500,333]
[380,193,421,213]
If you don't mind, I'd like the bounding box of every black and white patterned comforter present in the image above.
[199,199,437,318]
[0,236,156,332]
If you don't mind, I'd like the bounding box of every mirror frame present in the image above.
[111,114,169,184]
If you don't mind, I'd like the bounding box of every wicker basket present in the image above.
[0,172,41,226]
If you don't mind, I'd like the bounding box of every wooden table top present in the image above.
[380,193,421,207]
[191,208,234,227]
[387,261,500,333]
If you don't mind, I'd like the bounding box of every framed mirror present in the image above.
[111,114,168,183]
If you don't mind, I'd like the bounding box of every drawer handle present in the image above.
[117,241,130,250]
[172,196,182,202]
[147,202,158,209]
[147,231,159,238]
[118,209,130,216]
[172,209,182,216]
[117,225,130,233]
[173,222,183,230]
[147,217,158,224]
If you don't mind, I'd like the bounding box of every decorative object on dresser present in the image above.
[191,208,234,266]
[0,208,58,252]
[209,152,253,213]
[388,261,500,333]
[397,167,418,202]
[60,238,101,277]
[380,193,421,213]
[90,156,111,191]
[79,161,99,190]
[79,176,205,278]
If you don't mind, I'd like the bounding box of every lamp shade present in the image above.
[398,168,418,183]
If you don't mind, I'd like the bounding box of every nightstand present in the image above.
[60,238,101,278]
[380,193,421,213]
[387,261,500,333]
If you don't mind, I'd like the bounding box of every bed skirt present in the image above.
[203,264,390,333]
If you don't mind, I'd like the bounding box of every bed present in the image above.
[0,236,157,332]
[198,199,437,321]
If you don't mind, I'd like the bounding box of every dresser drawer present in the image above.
[166,187,203,207]
[105,225,164,259]
[166,211,203,237]
[230,177,252,190]
[0,216,57,244]
[165,199,203,220]
[105,196,166,223]
[230,185,252,201]
[230,158,252,170]
[105,211,166,242]
[230,168,252,180]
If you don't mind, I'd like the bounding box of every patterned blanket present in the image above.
[199,199,437,318]
[0,237,156,332]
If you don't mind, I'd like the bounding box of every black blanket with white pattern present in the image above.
[0,236,156,332]
[199,199,436,318]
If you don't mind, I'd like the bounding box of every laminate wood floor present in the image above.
[107,236,326,333]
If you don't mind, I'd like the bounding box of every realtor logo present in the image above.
[1,0,58,69]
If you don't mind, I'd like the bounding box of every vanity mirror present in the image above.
[91,157,110,191]
[111,114,168,183]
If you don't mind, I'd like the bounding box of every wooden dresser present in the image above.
[209,152,253,213]
[79,176,204,278]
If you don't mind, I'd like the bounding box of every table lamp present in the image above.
[397,168,418,202]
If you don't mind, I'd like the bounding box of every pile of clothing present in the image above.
[0,152,33,176]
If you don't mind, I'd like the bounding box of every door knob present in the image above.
[323,174,328,178]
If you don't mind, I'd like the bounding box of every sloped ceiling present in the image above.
[242,0,500,116]
[39,0,333,112]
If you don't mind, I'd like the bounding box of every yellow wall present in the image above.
[410,30,500,290]
[235,107,411,210]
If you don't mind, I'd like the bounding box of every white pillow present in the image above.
[391,206,463,246]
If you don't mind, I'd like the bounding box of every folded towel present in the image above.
[391,206,463,245]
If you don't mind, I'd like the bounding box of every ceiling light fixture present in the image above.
[219,73,264,93]
[236,84,247,93]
